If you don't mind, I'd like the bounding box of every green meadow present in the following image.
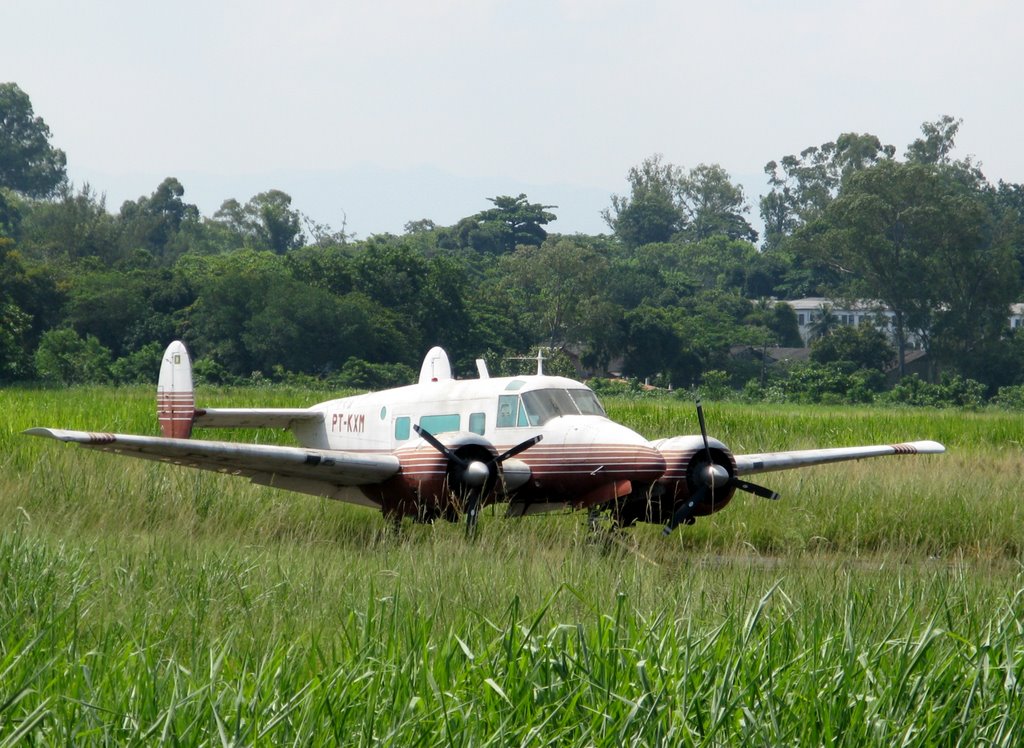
[2,387,1023,745]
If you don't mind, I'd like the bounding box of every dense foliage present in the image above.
[2,84,1023,401]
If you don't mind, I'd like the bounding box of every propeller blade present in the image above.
[695,399,713,464]
[465,490,484,537]
[663,486,705,535]
[495,434,543,463]
[734,479,780,501]
[413,424,468,467]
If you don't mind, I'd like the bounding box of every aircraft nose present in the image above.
[559,417,666,479]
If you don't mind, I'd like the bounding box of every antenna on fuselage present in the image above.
[504,347,548,376]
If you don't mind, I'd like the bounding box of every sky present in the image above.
[3,0,1023,239]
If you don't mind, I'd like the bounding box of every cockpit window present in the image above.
[567,389,606,416]
[497,388,607,428]
[517,398,532,427]
[517,388,606,426]
[521,389,576,424]
[497,395,517,428]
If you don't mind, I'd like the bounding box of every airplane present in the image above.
[26,341,945,536]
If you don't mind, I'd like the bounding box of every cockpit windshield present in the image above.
[517,388,606,426]
[567,388,606,416]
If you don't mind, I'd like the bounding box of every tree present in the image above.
[497,237,621,368]
[286,244,356,296]
[0,236,62,375]
[621,292,752,388]
[812,159,1019,378]
[17,184,120,264]
[118,177,200,260]
[242,286,408,375]
[446,194,556,255]
[810,324,895,371]
[0,298,32,380]
[671,236,762,294]
[606,156,756,247]
[34,328,112,384]
[622,304,685,383]
[603,155,683,248]
[212,190,305,254]
[989,179,1024,290]
[0,188,21,238]
[348,239,474,359]
[179,249,292,373]
[761,132,895,250]
[905,115,962,166]
[0,83,67,197]
[806,303,839,343]
[64,267,185,358]
[676,163,757,243]
[746,299,803,348]
[249,190,305,254]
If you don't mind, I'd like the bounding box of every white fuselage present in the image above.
[288,373,668,511]
[291,374,648,454]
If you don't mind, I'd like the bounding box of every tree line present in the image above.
[2,83,1023,405]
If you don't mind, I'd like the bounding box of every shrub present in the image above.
[992,384,1024,410]
[110,342,164,384]
[192,357,239,385]
[586,377,644,398]
[699,370,731,400]
[34,328,112,384]
[781,362,884,405]
[884,373,987,408]
[334,358,416,390]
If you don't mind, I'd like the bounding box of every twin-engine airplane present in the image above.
[27,341,945,535]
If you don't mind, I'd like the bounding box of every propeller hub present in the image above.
[463,460,490,488]
[701,462,730,488]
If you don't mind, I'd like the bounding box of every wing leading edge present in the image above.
[24,428,399,505]
[734,439,945,476]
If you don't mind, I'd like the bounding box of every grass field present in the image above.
[2,386,1022,745]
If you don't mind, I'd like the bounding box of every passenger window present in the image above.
[419,414,460,434]
[469,412,486,435]
[394,416,411,440]
[497,395,518,428]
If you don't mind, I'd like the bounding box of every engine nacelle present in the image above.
[651,434,738,517]
[372,431,536,523]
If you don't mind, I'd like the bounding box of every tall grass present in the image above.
[2,386,1023,744]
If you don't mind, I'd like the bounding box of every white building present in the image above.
[780,297,919,348]
[782,298,1024,347]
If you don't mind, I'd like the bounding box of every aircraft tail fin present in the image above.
[419,346,453,384]
[157,340,195,438]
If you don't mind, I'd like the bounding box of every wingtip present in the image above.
[23,427,113,444]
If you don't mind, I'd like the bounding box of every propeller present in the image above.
[663,400,779,535]
[414,425,542,535]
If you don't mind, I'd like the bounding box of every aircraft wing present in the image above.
[24,428,400,502]
[733,440,945,476]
